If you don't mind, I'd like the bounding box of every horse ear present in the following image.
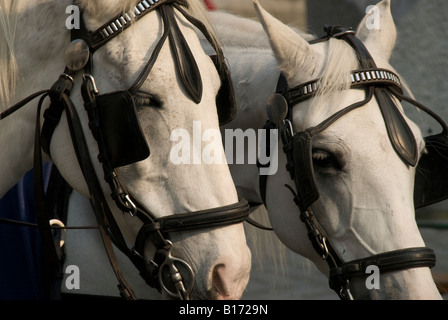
[356,0,396,62]
[253,0,321,83]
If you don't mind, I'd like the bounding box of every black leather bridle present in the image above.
[257,25,441,299]
[0,0,250,300]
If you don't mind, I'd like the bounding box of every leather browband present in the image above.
[282,68,402,107]
[88,0,182,51]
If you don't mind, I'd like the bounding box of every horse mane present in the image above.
[0,0,22,106]
[299,38,360,127]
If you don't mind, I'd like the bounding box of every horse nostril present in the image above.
[212,264,231,299]
[210,245,251,300]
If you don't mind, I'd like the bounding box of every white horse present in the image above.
[0,0,251,300]
[46,0,443,300]
[213,0,442,299]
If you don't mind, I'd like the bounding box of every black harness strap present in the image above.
[155,199,250,233]
[61,92,138,299]
[0,90,49,120]
[329,247,436,285]
[340,27,418,167]
[164,5,202,103]
[34,92,62,300]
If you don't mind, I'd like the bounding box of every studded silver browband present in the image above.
[283,68,402,105]
[88,0,177,50]
[100,0,161,39]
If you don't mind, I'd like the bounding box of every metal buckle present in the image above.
[131,247,144,260]
[339,280,354,300]
[60,73,75,84]
[49,219,66,248]
[82,74,99,94]
[283,119,294,137]
[318,236,330,260]
[332,29,355,38]
[325,25,355,39]
[123,194,138,217]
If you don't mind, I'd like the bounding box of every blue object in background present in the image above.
[0,164,52,300]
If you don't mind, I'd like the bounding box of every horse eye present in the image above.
[134,91,161,108]
[312,149,342,173]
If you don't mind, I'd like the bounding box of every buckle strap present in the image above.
[41,71,75,156]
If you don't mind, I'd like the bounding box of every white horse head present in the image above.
[252,0,441,299]
[0,0,250,299]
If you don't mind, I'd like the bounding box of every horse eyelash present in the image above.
[135,91,161,108]
[312,149,342,171]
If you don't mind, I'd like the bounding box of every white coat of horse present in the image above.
[54,0,442,299]
[0,0,251,300]
[216,0,441,299]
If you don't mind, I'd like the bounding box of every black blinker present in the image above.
[414,132,448,208]
[87,90,150,168]
[375,87,418,167]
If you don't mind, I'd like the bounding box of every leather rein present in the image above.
[0,0,251,300]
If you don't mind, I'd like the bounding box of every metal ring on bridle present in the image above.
[159,240,195,300]
[49,219,66,248]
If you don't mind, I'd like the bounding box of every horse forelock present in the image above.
[0,0,23,107]
[299,37,410,128]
